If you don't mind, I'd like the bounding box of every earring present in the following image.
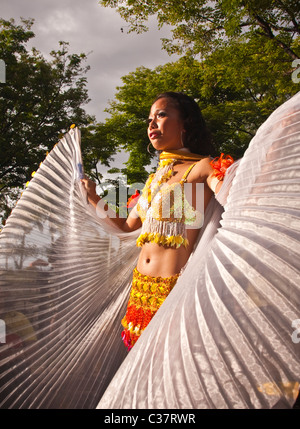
[147,143,155,154]
[181,131,186,148]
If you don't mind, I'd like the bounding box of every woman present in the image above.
[1,91,298,409]
[82,92,230,350]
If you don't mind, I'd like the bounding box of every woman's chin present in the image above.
[152,143,182,152]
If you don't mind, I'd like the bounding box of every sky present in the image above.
[1,0,179,123]
[1,0,180,177]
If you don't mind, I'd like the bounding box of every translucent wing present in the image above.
[97,92,300,409]
[0,128,139,408]
[1,92,299,409]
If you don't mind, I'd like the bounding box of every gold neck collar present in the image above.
[159,150,205,162]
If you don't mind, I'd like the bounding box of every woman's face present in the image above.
[147,98,185,151]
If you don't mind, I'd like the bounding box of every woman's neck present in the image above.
[159,149,204,162]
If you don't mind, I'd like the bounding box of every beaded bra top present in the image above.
[135,151,205,249]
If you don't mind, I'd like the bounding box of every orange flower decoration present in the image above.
[210,153,234,180]
[127,189,140,208]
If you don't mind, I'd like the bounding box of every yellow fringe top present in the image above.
[135,151,204,249]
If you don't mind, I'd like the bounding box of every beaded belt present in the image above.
[121,268,179,350]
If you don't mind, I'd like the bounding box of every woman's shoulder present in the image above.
[188,156,213,182]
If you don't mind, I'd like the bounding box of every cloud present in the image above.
[1,0,177,180]
[1,0,178,122]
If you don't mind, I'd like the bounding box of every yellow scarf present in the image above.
[159,150,205,162]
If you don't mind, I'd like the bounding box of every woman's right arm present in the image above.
[81,178,142,232]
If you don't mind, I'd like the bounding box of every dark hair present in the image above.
[153,92,215,156]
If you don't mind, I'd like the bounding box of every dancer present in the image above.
[97,91,300,409]
[81,92,233,350]
[1,91,298,409]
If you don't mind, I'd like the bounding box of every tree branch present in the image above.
[253,14,299,60]
[276,0,300,34]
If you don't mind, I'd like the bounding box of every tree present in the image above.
[100,1,300,60]
[101,63,192,184]
[80,123,119,181]
[92,44,298,177]
[98,0,299,160]
[0,18,94,224]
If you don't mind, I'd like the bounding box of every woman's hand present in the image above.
[81,177,142,232]
[81,178,101,207]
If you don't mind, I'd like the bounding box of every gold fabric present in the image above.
[121,268,179,350]
[136,157,203,248]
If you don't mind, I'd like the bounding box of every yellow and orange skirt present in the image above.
[121,268,179,350]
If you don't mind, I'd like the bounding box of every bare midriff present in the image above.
[136,227,200,277]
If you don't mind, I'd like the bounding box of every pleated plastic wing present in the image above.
[0,128,140,408]
[97,92,300,409]
[0,92,299,409]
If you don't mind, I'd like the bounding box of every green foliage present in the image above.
[100,0,300,59]
[80,122,119,185]
[98,0,299,162]
[95,43,299,171]
[0,18,94,224]
[2,3,300,223]
[101,62,194,183]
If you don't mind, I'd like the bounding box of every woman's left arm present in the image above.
[207,154,235,194]
[191,157,223,194]
[207,172,223,194]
